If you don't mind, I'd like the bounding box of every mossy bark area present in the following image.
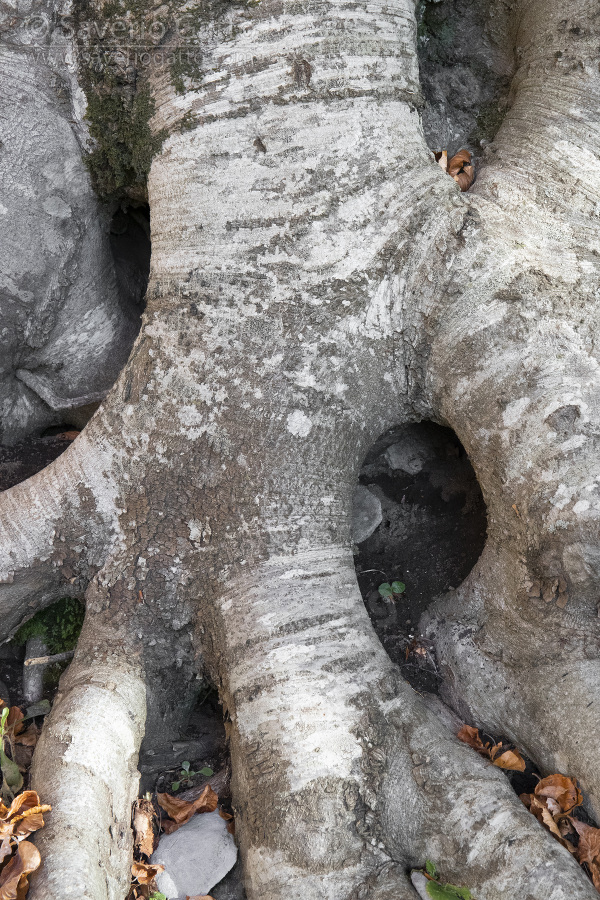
[76,0,249,200]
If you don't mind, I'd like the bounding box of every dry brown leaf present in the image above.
[126,886,151,900]
[435,149,474,192]
[14,726,38,749]
[492,748,526,772]
[218,806,235,834]
[535,774,582,814]
[157,785,218,832]
[434,150,448,172]
[133,799,156,858]
[540,806,576,852]
[0,840,41,900]
[457,725,491,756]
[570,818,600,887]
[3,709,24,736]
[0,839,11,865]
[131,861,164,885]
[56,430,80,441]
[453,165,475,191]
[447,149,472,176]
[0,792,50,842]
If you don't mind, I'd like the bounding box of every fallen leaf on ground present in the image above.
[457,725,489,755]
[131,861,164,884]
[218,807,235,834]
[13,726,38,749]
[56,430,80,441]
[0,840,41,899]
[571,818,600,889]
[491,748,526,772]
[434,150,448,172]
[447,149,471,177]
[157,785,218,833]
[133,798,156,858]
[535,773,583,814]
[433,149,474,191]
[457,725,525,771]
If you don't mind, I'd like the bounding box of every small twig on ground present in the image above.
[24,651,75,667]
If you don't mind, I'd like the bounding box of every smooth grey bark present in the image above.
[0,0,599,898]
[0,0,140,444]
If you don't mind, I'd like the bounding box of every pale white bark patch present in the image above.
[502,397,530,427]
[286,410,312,437]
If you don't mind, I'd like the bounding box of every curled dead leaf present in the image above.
[457,725,490,756]
[157,785,218,833]
[434,150,448,172]
[133,798,156,858]
[571,818,600,889]
[0,840,41,900]
[492,748,526,772]
[433,149,474,191]
[454,165,475,191]
[447,149,472,177]
[535,773,582,814]
[0,792,50,841]
[218,807,235,835]
[131,861,164,885]
[458,725,526,772]
[539,806,575,852]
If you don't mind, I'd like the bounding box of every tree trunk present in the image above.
[1,0,599,897]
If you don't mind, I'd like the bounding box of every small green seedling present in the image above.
[378,581,406,599]
[149,893,167,900]
[171,761,214,792]
[416,860,473,900]
[426,882,472,900]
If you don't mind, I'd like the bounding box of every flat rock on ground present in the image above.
[152,810,237,900]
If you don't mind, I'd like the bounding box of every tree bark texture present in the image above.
[1,0,600,898]
[0,0,140,443]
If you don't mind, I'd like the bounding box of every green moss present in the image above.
[14,598,85,654]
[170,53,203,96]
[85,82,167,201]
[76,0,264,198]
[179,110,197,131]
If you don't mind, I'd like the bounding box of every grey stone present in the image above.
[385,434,435,475]
[410,871,430,900]
[352,485,382,543]
[152,810,237,900]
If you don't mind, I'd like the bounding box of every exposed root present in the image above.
[0,433,119,639]
[205,552,598,899]
[29,652,146,900]
[425,589,600,822]
[381,687,598,899]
